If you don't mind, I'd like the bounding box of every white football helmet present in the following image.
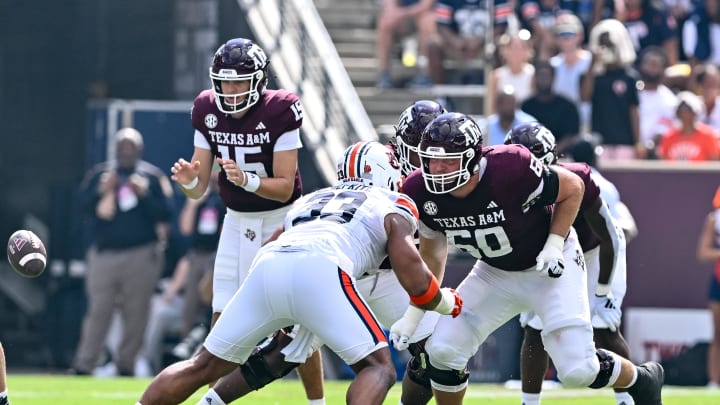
[337,141,403,192]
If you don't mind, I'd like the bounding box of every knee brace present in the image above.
[588,349,617,389]
[425,361,469,389]
[240,329,299,390]
[406,342,431,389]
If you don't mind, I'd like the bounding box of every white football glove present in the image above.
[591,295,621,332]
[389,306,425,351]
[536,234,565,278]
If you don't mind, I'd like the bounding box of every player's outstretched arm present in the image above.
[584,197,624,292]
[172,147,213,199]
[550,166,585,237]
[385,213,460,315]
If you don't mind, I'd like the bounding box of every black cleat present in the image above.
[628,362,664,405]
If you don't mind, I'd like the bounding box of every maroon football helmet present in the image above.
[419,112,483,194]
[504,122,558,165]
[209,38,269,113]
[394,100,446,176]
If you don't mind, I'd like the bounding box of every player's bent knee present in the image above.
[406,342,431,389]
[426,359,469,392]
[555,352,601,387]
[240,330,299,390]
[426,339,463,369]
[588,349,617,389]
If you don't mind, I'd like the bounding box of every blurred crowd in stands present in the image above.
[376,0,720,162]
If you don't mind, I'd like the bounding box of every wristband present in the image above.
[181,177,199,190]
[242,172,261,192]
[596,283,611,296]
[432,288,456,315]
[410,276,440,306]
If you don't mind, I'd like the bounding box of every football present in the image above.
[6,229,47,278]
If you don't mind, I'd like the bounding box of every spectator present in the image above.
[0,342,8,405]
[428,0,511,84]
[550,13,592,128]
[619,0,679,65]
[521,61,580,154]
[682,0,720,66]
[637,46,677,156]
[582,19,642,160]
[135,256,189,377]
[695,64,720,131]
[71,128,174,376]
[696,186,720,388]
[487,30,535,114]
[657,91,720,161]
[484,85,537,145]
[375,0,437,89]
[136,172,222,376]
[550,13,593,130]
[518,1,584,60]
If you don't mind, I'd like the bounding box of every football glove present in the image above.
[536,234,565,278]
[591,295,621,332]
[433,287,462,318]
[390,306,425,351]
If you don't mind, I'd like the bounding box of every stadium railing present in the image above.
[236,0,378,185]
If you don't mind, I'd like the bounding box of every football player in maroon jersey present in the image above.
[506,122,634,405]
[394,112,664,405]
[169,38,323,404]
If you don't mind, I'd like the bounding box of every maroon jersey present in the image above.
[557,162,602,252]
[192,89,303,212]
[403,144,553,271]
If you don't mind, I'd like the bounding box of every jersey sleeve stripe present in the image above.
[395,197,419,220]
[338,269,387,344]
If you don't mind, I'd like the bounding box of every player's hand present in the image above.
[389,306,425,351]
[591,295,621,332]
[433,288,463,318]
[536,234,565,278]
[216,157,247,187]
[171,158,201,186]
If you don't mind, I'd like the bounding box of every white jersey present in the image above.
[263,183,419,279]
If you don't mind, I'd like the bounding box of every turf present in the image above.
[6,374,720,404]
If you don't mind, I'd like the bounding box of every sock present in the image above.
[615,391,634,405]
[308,399,326,405]
[197,389,226,405]
[619,366,639,389]
[520,392,541,405]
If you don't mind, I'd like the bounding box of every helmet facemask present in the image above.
[210,69,265,114]
[419,146,476,194]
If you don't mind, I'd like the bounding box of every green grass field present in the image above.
[6,374,720,404]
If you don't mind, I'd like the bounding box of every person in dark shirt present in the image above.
[521,61,580,154]
[582,19,642,160]
[71,128,174,376]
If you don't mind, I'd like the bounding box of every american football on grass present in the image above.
[6,229,47,278]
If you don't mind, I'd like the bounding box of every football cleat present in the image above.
[627,361,664,405]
